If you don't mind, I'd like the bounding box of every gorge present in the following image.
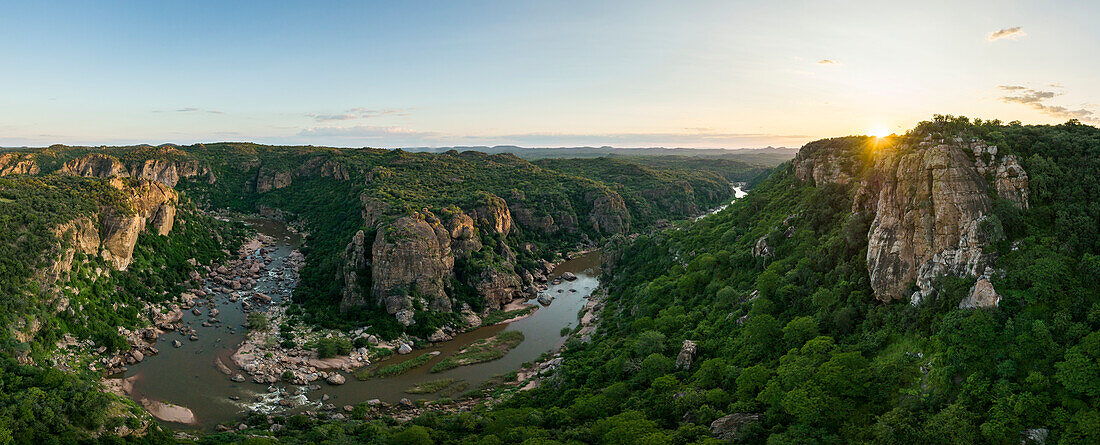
[1,116,1098,443]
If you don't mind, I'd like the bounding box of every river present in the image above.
[120,218,600,430]
[695,183,748,221]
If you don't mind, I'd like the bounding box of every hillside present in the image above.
[2,117,1097,443]
[186,116,1100,444]
[0,145,757,338]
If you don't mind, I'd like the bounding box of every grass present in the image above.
[430,331,525,373]
[405,378,460,394]
[355,352,433,379]
[480,307,537,326]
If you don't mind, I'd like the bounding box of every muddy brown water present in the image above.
[121,218,601,430]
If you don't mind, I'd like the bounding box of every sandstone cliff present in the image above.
[254,156,350,193]
[59,153,214,186]
[0,152,40,176]
[42,178,179,290]
[338,186,633,325]
[796,135,1029,307]
[363,213,453,317]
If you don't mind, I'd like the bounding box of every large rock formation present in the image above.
[368,212,455,319]
[445,211,482,257]
[254,156,350,193]
[863,140,995,303]
[339,229,371,310]
[99,179,179,270]
[41,178,178,292]
[0,152,40,176]
[795,135,1029,306]
[471,193,512,236]
[586,190,631,234]
[60,153,214,187]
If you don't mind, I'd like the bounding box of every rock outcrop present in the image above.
[254,156,350,193]
[472,193,512,236]
[339,230,371,310]
[60,153,214,187]
[40,178,179,295]
[0,152,40,176]
[795,135,1029,305]
[368,212,454,318]
[793,136,870,186]
[676,340,697,370]
[586,191,630,234]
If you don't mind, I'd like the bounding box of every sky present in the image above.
[1,0,1097,148]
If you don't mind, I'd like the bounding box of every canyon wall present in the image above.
[60,153,215,187]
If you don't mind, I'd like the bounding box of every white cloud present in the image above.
[998,85,1095,122]
[307,108,408,122]
[988,27,1027,42]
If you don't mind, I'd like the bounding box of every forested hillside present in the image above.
[194,117,1100,444]
[4,117,1097,443]
[0,144,761,442]
[2,144,757,337]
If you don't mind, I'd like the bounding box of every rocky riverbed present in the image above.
[84,215,604,430]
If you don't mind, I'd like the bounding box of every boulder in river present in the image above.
[561,272,578,281]
[537,293,554,306]
[326,374,346,385]
[397,343,413,355]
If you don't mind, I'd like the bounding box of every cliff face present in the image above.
[40,178,179,296]
[254,156,350,193]
[338,202,528,323]
[472,194,513,236]
[587,190,631,234]
[60,153,214,187]
[369,212,455,324]
[338,184,635,324]
[796,135,1029,307]
[97,179,179,270]
[0,152,40,176]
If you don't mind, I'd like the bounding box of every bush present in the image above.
[246,312,269,331]
[316,337,353,359]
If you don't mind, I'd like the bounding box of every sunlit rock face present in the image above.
[40,177,178,304]
[60,153,214,187]
[0,152,40,176]
[254,156,349,193]
[795,134,1029,305]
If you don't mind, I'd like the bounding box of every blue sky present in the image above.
[1,0,1096,148]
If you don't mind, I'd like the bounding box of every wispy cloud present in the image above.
[817,59,839,65]
[998,85,1095,122]
[988,27,1026,42]
[298,125,439,139]
[307,108,408,122]
[154,107,223,114]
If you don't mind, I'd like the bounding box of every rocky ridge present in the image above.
[59,153,215,187]
[794,134,1029,307]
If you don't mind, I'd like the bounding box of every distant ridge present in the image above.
[403,145,798,165]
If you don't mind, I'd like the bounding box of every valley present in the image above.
[1,117,1098,443]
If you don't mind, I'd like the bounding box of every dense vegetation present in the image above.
[166,146,760,332]
[190,118,1100,444]
[6,119,1098,443]
[0,174,245,442]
